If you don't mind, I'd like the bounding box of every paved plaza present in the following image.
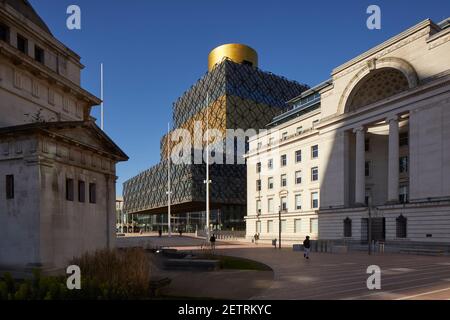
[118,235,450,300]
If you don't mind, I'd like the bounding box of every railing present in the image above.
[196,230,246,240]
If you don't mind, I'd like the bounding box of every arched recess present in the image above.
[337,57,418,114]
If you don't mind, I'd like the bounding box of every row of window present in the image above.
[343,216,407,238]
[256,145,319,172]
[364,156,409,177]
[66,179,97,204]
[256,192,319,214]
[255,218,319,234]
[4,175,96,204]
[0,22,45,64]
[255,216,407,239]
[256,167,319,191]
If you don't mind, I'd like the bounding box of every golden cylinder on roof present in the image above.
[208,44,258,71]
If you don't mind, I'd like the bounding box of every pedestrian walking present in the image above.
[210,234,216,250]
[303,236,311,259]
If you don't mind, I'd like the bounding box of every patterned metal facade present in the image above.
[123,59,308,229]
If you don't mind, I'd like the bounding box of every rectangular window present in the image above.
[268,159,273,170]
[310,218,318,233]
[295,150,302,163]
[399,185,409,204]
[267,220,274,233]
[295,171,302,184]
[268,177,274,189]
[399,132,409,147]
[256,221,261,233]
[295,194,302,210]
[282,132,288,140]
[365,189,372,207]
[294,219,302,233]
[256,200,261,214]
[268,198,274,213]
[311,192,319,209]
[281,154,287,167]
[296,127,303,134]
[6,175,14,199]
[257,142,262,150]
[0,23,10,43]
[365,161,371,177]
[17,34,28,54]
[269,137,275,145]
[311,145,319,159]
[256,179,261,191]
[281,196,287,211]
[78,181,85,203]
[89,183,96,204]
[311,167,319,181]
[66,178,74,201]
[365,138,370,152]
[256,162,261,173]
[312,120,319,128]
[281,174,287,187]
[399,156,408,174]
[281,220,287,233]
[34,45,45,64]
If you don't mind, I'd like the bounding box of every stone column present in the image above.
[387,116,399,203]
[354,126,366,206]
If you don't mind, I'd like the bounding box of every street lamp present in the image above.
[278,205,283,249]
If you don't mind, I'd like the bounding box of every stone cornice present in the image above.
[0,42,101,106]
[317,73,450,133]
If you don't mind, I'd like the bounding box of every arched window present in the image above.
[396,215,407,238]
[344,217,352,238]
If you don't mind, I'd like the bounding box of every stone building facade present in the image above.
[245,18,450,249]
[0,0,127,272]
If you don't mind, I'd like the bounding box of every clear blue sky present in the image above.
[29,0,450,196]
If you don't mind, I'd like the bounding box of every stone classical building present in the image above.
[245,17,450,249]
[0,0,127,272]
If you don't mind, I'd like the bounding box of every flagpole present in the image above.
[205,93,210,242]
[167,122,172,237]
[100,63,104,130]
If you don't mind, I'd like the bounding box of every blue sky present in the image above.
[29,0,450,196]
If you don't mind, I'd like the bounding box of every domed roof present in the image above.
[4,0,52,35]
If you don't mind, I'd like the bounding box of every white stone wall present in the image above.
[0,154,41,267]
[0,133,118,269]
[0,57,87,127]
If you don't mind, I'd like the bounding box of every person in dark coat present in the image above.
[303,236,311,259]
[210,234,216,250]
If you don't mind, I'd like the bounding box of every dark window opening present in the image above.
[0,23,10,43]
[399,132,409,147]
[344,217,352,237]
[89,183,97,204]
[365,138,370,152]
[396,215,407,238]
[66,178,74,201]
[6,175,14,199]
[365,161,371,177]
[34,45,44,64]
[399,156,408,174]
[17,34,28,54]
[78,181,85,203]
